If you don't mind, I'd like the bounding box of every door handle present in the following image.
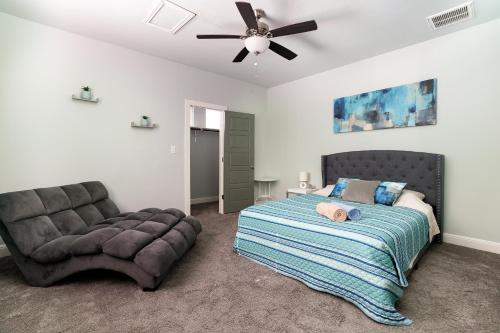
[250,166,254,170]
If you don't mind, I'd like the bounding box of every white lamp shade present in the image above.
[299,171,310,182]
[244,36,270,54]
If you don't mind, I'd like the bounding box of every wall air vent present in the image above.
[427,1,474,30]
[145,0,196,34]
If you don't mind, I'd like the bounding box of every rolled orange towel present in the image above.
[316,202,347,222]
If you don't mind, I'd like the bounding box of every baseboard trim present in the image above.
[0,244,10,258]
[443,233,500,254]
[191,196,218,205]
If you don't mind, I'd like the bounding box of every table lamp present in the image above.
[299,171,310,189]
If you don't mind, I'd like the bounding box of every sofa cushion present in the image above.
[112,219,142,230]
[31,235,81,263]
[149,212,180,229]
[118,212,134,217]
[71,227,122,256]
[85,224,111,233]
[82,181,109,202]
[75,204,104,226]
[161,229,189,259]
[139,208,162,214]
[50,210,88,235]
[162,208,186,219]
[0,190,45,224]
[134,221,169,238]
[100,216,126,224]
[182,216,202,234]
[35,187,72,215]
[134,239,177,277]
[94,199,120,219]
[103,230,154,259]
[122,212,154,221]
[61,184,92,208]
[173,221,197,245]
[5,216,62,256]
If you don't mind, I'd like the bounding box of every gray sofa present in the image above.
[0,181,201,290]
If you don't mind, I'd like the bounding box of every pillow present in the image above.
[314,185,335,197]
[395,189,425,204]
[329,178,358,198]
[374,181,407,206]
[342,180,380,205]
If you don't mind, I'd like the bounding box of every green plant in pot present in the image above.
[80,86,92,100]
[141,115,151,127]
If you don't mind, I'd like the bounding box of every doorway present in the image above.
[184,100,226,216]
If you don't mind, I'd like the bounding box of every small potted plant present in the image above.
[141,115,151,127]
[80,86,92,100]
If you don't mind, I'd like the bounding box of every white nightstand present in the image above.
[286,187,315,198]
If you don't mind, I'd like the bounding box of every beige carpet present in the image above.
[0,203,499,333]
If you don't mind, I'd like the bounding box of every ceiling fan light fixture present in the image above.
[244,35,270,54]
[196,2,318,63]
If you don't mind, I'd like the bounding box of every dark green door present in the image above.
[223,111,255,213]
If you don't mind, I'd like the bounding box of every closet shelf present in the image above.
[190,126,219,133]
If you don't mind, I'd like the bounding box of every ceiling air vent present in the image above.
[145,0,196,34]
[427,1,474,30]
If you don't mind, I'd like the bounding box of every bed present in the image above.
[233,150,444,325]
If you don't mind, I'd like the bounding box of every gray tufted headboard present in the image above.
[321,150,444,243]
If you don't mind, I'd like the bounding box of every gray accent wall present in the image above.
[190,130,219,200]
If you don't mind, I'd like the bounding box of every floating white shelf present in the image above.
[72,94,100,103]
[131,122,158,129]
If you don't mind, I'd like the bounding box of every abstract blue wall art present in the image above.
[333,79,437,134]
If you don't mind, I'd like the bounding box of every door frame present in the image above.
[184,99,227,216]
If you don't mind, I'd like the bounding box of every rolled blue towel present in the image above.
[335,202,362,221]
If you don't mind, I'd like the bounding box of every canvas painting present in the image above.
[333,79,437,133]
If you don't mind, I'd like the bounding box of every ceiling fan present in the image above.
[196,2,318,63]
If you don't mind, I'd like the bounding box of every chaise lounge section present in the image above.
[0,181,201,290]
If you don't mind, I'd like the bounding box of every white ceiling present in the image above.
[1,0,499,87]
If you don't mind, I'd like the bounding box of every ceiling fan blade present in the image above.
[233,48,250,62]
[269,41,297,60]
[235,2,258,30]
[197,34,242,39]
[270,20,318,38]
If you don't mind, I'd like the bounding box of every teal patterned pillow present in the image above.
[329,178,358,198]
[375,181,407,205]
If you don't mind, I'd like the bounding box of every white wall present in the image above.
[190,129,219,200]
[0,13,267,213]
[265,19,500,243]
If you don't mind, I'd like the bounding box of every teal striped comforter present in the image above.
[233,194,429,326]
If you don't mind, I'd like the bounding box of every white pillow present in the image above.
[394,192,440,241]
[313,185,334,197]
[394,189,425,204]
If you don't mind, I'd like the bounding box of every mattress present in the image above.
[233,194,429,325]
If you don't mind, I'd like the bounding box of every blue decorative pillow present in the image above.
[329,178,358,198]
[374,181,407,205]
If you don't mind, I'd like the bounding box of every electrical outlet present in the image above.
[170,145,176,154]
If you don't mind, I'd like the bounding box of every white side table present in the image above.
[286,187,315,198]
[255,177,278,203]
